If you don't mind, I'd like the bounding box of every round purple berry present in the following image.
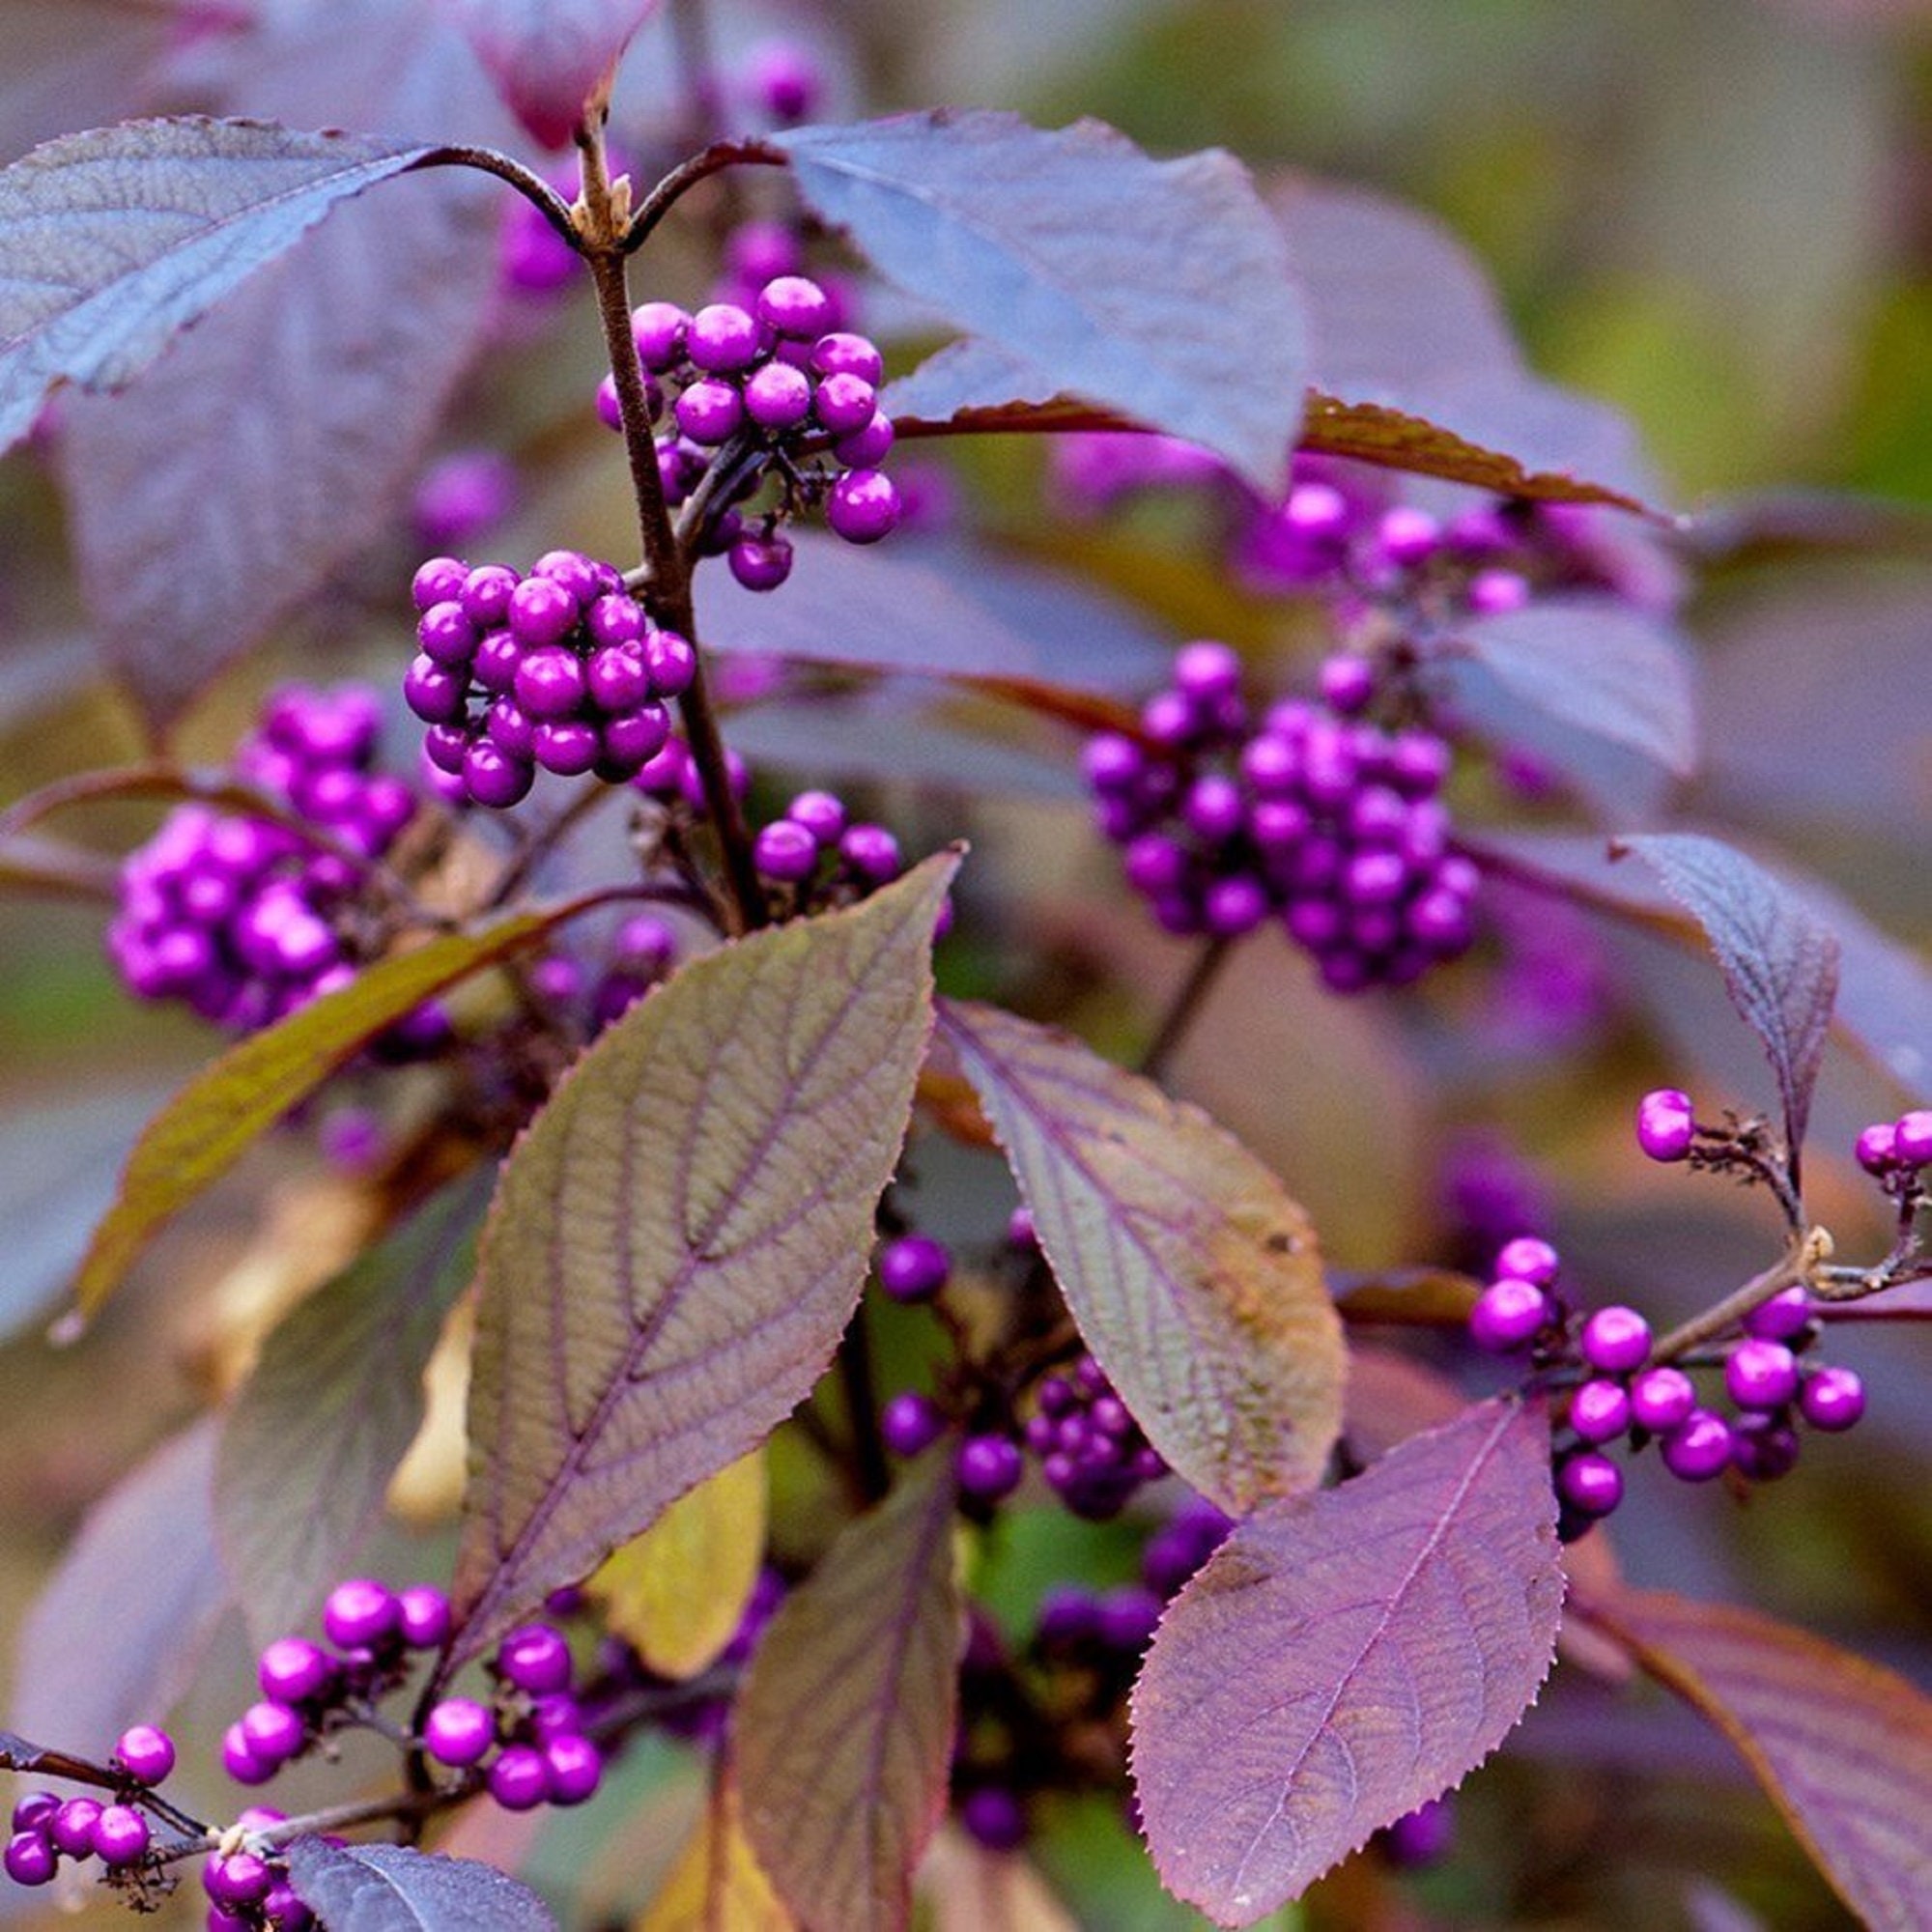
[756,275,835,339]
[827,469,901,544]
[49,1797,102,1858]
[1743,1286,1811,1341]
[259,1636,332,1706]
[1569,1378,1633,1445]
[265,1885,315,1931]
[204,1851,272,1905]
[398,1583,453,1649]
[417,600,478,667]
[1579,1306,1652,1375]
[1895,1110,1932,1169]
[813,371,878,437]
[753,817,819,883]
[4,1833,55,1887]
[959,1786,1028,1853]
[220,1724,277,1787]
[412,555,469,611]
[464,739,535,810]
[1725,1338,1800,1412]
[687,302,762,373]
[513,645,587,721]
[882,1393,947,1458]
[240,1700,306,1764]
[1799,1365,1865,1433]
[534,720,602,778]
[1856,1122,1900,1174]
[488,1746,550,1812]
[786,789,847,844]
[1730,1416,1802,1482]
[543,1734,603,1806]
[728,533,795,592]
[835,412,895,467]
[423,1696,496,1768]
[506,574,577,648]
[323,1577,399,1650]
[497,1623,572,1696]
[11,1793,58,1835]
[1493,1236,1559,1287]
[630,301,689,371]
[114,1723,176,1785]
[743,359,813,430]
[1556,1451,1624,1519]
[403,655,467,725]
[674,378,745,444]
[955,1434,1024,1500]
[840,823,902,884]
[877,1234,950,1303]
[1661,1410,1733,1482]
[1468,1277,1548,1352]
[1629,1365,1696,1434]
[1636,1089,1695,1163]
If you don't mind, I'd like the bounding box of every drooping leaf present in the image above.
[215,1168,493,1646]
[939,999,1344,1514]
[12,1419,232,1752]
[590,1450,767,1681]
[450,857,956,1666]
[69,911,549,1321]
[780,112,1305,495]
[0,117,448,454]
[736,1454,964,1932]
[440,0,661,147]
[284,1837,556,1932]
[1614,834,1840,1157]
[1582,1589,1932,1932]
[1130,1399,1563,1926]
[638,1772,796,1932]
[1441,595,1699,779]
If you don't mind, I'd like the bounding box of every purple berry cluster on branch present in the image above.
[107,686,419,1032]
[1086,640,1477,988]
[407,549,696,808]
[1021,1353,1168,1520]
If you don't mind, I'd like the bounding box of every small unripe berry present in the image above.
[1579,1306,1651,1375]
[1636,1089,1695,1163]
[114,1723,176,1784]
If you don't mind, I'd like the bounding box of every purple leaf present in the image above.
[735,1454,964,1932]
[1587,1590,1932,1932]
[1442,595,1699,779]
[701,530,1170,698]
[215,1169,493,1647]
[12,1419,232,1754]
[780,112,1305,495]
[940,999,1345,1515]
[449,857,956,1666]
[284,1837,555,1932]
[438,0,662,148]
[0,117,442,454]
[1615,833,1840,1156]
[69,910,551,1323]
[1130,1400,1563,1925]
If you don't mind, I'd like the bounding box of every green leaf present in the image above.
[940,1000,1344,1514]
[67,911,548,1321]
[736,1454,964,1932]
[215,1168,493,1646]
[449,857,957,1666]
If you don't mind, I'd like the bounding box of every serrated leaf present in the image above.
[1442,596,1699,778]
[450,857,956,1665]
[1584,1590,1932,1932]
[736,1454,964,1932]
[0,117,444,453]
[12,1420,231,1752]
[440,0,661,148]
[56,12,508,734]
[591,1450,767,1681]
[215,1168,493,1646]
[1615,833,1840,1156]
[638,1773,796,1932]
[71,911,549,1321]
[1130,1399,1563,1926]
[779,112,1304,495]
[939,1000,1344,1515]
[284,1837,555,1932]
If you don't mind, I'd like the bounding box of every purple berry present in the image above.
[1636,1088,1695,1162]
[11,1793,57,1835]
[811,332,885,385]
[471,628,523,694]
[220,1724,277,1787]
[323,1577,399,1650]
[840,824,902,884]
[1493,1236,1559,1286]
[1318,654,1377,714]
[403,655,467,725]
[49,1797,102,1858]
[1097,1584,1163,1655]
[1466,568,1530,614]
[204,1851,272,1905]
[687,302,763,372]
[1725,1339,1800,1412]
[1661,1410,1733,1482]
[488,1746,550,1812]
[513,646,587,721]
[1579,1306,1652,1375]
[630,301,689,371]
[1743,1287,1811,1341]
[259,1636,332,1705]
[747,40,821,122]
[1856,1122,1900,1173]
[240,1700,305,1764]
[878,1234,950,1303]
[1730,1415,1801,1482]
[743,359,813,430]
[1799,1366,1865,1433]
[412,555,468,611]
[1378,505,1440,567]
[417,601,478,668]
[956,1434,1024,1500]
[460,563,519,627]
[1556,1451,1624,1519]
[674,378,744,444]
[423,1697,496,1768]
[835,412,895,467]
[959,1786,1028,1852]
[115,1723,176,1784]
[543,1735,603,1806]
[813,370,877,436]
[728,533,795,592]
[827,469,901,544]
[882,1393,947,1458]
[507,575,577,648]
[786,789,847,844]
[4,1833,55,1887]
[1895,1110,1932,1168]
[756,275,835,338]
[1384,1797,1454,1868]
[497,1624,572,1695]
[601,705,671,773]
[464,740,535,810]
[534,720,602,777]
[265,1885,314,1931]
[1569,1378,1633,1444]
[645,631,697,697]
[1630,1365,1696,1433]
[754,817,819,883]
[1468,1277,1548,1352]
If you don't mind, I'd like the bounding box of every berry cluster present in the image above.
[1021,1354,1167,1520]
[107,686,418,1031]
[1855,1108,1932,1193]
[752,788,906,900]
[222,1579,602,1816]
[407,550,696,808]
[1085,641,1477,989]
[527,913,680,1038]
[1469,1236,1866,1535]
[4,1727,169,1889]
[601,280,901,584]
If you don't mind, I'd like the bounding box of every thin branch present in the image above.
[1650,1229,1825,1363]
[621,139,785,254]
[417,146,581,247]
[1137,936,1234,1080]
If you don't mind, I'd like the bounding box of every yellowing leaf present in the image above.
[592,1451,767,1681]
[637,1776,796,1932]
